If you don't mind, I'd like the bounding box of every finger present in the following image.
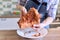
[33,24,40,27]
[32,25,40,30]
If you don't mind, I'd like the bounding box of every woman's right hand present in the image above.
[16,5,27,13]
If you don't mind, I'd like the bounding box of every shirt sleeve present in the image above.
[48,0,59,19]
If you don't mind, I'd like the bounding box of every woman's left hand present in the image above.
[32,23,44,31]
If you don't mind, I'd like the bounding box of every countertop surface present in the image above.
[0,15,20,18]
[0,28,60,40]
[0,15,60,18]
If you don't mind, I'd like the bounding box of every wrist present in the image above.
[40,23,45,28]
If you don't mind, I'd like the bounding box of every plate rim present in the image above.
[16,28,48,38]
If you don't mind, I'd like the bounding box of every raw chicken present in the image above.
[17,6,41,29]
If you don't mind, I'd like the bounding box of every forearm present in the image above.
[40,0,59,28]
[40,17,54,28]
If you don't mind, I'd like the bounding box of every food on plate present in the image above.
[18,7,41,29]
[32,33,41,37]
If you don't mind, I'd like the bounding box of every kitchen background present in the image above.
[0,0,60,29]
[0,0,60,40]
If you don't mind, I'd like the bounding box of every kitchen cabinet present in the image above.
[0,18,19,30]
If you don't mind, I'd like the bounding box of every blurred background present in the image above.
[0,0,60,40]
[0,0,60,28]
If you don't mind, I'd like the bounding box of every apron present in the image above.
[25,0,49,29]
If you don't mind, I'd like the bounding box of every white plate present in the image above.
[17,28,48,38]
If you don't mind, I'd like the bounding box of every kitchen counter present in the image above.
[44,28,60,40]
[0,13,60,18]
[0,28,60,40]
[0,15,20,18]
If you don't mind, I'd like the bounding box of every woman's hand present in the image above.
[16,5,27,13]
[32,23,44,31]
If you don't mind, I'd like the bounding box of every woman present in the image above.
[17,0,59,40]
